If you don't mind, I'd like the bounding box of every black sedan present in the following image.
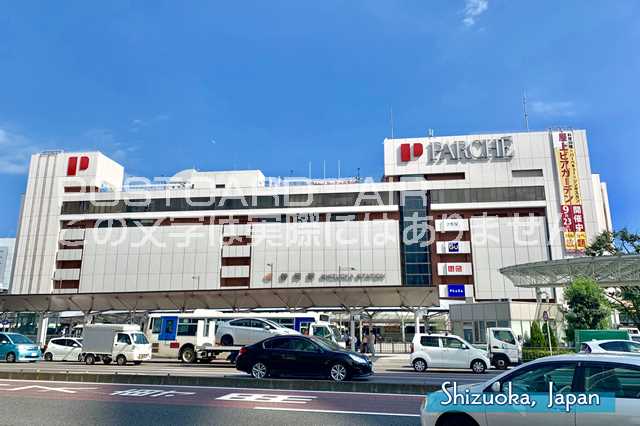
[235,335,373,382]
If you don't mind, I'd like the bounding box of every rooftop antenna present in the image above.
[523,90,530,131]
[390,107,395,138]
[427,128,435,137]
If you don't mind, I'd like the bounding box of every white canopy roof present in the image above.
[500,255,640,288]
[0,286,438,313]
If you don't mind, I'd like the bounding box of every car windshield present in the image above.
[132,333,149,344]
[10,334,33,345]
[310,336,341,351]
[329,325,341,341]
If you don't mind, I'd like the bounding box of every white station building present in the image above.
[4,129,612,342]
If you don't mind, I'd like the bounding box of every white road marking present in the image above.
[110,389,195,398]
[254,406,420,417]
[0,378,424,397]
[3,385,97,394]
[217,393,316,404]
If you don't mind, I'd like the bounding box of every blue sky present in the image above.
[0,1,638,235]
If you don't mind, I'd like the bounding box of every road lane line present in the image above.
[253,406,420,417]
[0,378,425,397]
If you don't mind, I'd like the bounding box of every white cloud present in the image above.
[463,0,489,27]
[530,100,577,117]
[0,128,41,175]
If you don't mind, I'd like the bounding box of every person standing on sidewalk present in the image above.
[367,332,376,356]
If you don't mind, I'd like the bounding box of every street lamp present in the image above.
[266,263,274,288]
[338,266,355,287]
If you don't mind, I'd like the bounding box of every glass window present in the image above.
[177,318,198,336]
[117,333,132,345]
[264,337,293,350]
[151,318,161,334]
[497,362,576,394]
[0,334,8,344]
[625,342,640,353]
[50,338,63,346]
[230,319,251,327]
[493,330,516,345]
[444,337,465,349]
[291,338,320,352]
[420,336,440,347]
[9,334,32,344]
[584,365,640,399]
[601,341,627,352]
[132,333,149,344]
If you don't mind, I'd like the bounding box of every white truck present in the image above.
[486,327,522,369]
[81,324,152,366]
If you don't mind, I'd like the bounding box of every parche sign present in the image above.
[400,137,514,163]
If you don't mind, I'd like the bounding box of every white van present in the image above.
[81,324,152,366]
[410,333,490,374]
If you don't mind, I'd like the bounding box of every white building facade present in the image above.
[9,130,611,314]
[0,238,16,291]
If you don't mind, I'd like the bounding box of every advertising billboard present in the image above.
[552,131,587,252]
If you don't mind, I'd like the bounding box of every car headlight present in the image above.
[348,354,368,364]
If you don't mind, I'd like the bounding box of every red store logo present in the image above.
[400,143,423,162]
[67,156,90,176]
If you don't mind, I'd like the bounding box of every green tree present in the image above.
[564,277,611,343]
[527,321,546,348]
[586,229,640,327]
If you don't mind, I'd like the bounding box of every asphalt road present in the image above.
[0,379,423,426]
[0,357,499,386]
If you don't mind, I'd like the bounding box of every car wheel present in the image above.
[329,363,349,382]
[220,335,234,346]
[44,352,53,361]
[437,413,479,426]
[471,359,486,374]
[180,346,196,363]
[412,358,427,372]
[116,355,127,366]
[5,352,16,363]
[251,362,268,379]
[494,356,509,370]
[85,354,96,365]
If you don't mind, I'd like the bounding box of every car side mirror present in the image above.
[490,381,501,393]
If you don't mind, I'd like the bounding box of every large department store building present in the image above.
[5,129,612,341]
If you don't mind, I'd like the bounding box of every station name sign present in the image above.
[400,137,514,163]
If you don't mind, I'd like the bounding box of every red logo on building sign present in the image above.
[400,143,423,162]
[67,156,90,176]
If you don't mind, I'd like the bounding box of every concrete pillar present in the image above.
[37,315,49,347]
[358,320,363,343]
[401,317,406,342]
[414,312,421,335]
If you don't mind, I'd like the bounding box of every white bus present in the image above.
[144,310,343,363]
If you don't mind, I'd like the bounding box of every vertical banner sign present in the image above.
[552,131,587,252]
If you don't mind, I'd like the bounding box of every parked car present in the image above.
[421,354,640,426]
[0,332,41,363]
[410,333,489,374]
[235,335,373,382]
[43,337,83,361]
[215,318,299,346]
[580,339,640,355]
